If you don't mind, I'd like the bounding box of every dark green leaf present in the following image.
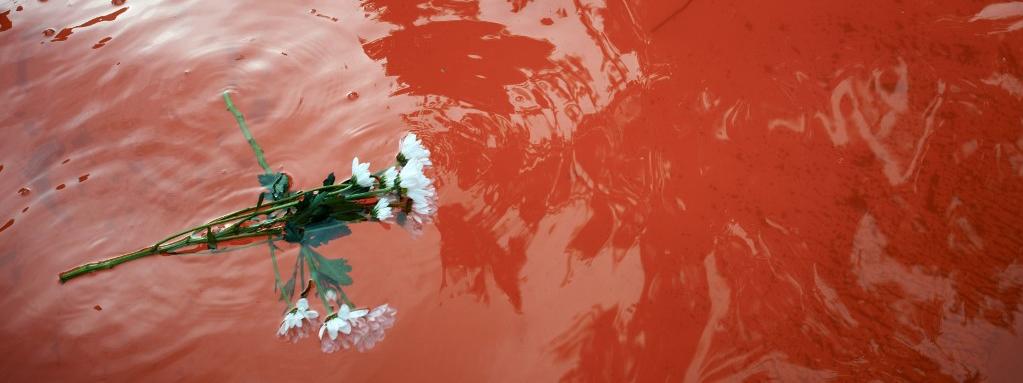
[300,219,351,248]
[331,212,367,222]
[322,172,335,187]
[206,227,217,250]
[281,277,296,302]
[284,221,303,243]
[257,172,290,201]
[302,246,354,287]
[395,211,408,226]
[321,257,354,286]
[257,173,279,188]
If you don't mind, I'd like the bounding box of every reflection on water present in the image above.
[2,0,1023,381]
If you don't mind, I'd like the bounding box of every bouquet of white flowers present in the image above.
[59,92,435,353]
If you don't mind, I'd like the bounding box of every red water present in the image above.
[2,0,1023,381]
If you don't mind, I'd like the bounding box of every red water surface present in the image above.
[2,0,1023,381]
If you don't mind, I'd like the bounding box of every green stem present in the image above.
[343,187,397,201]
[59,227,282,283]
[223,91,272,175]
[337,287,354,308]
[57,183,351,283]
[304,248,334,313]
[149,199,300,251]
[269,240,286,300]
[58,160,392,283]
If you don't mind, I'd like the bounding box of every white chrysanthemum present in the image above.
[398,159,436,217]
[351,157,373,187]
[319,317,346,342]
[277,298,319,341]
[364,304,398,329]
[373,196,394,220]
[381,167,398,189]
[398,133,431,167]
[340,303,398,352]
[318,304,369,341]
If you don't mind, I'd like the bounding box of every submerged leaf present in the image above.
[321,257,354,286]
[303,246,354,287]
[281,277,296,302]
[301,218,351,248]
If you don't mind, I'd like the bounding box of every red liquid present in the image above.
[1,0,1022,381]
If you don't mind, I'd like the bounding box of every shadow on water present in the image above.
[360,0,1023,381]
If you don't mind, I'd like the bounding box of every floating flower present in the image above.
[58,92,428,356]
[398,133,431,167]
[365,303,398,330]
[398,159,436,218]
[277,298,319,342]
[318,304,369,353]
[351,157,373,187]
[341,304,398,352]
[382,166,398,189]
[373,196,394,220]
[321,336,342,353]
[318,304,368,341]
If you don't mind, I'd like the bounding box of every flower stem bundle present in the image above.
[58,92,435,353]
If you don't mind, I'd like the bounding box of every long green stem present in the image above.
[342,187,396,201]
[59,95,403,284]
[57,180,383,283]
[223,91,272,174]
[147,199,300,252]
[269,240,286,300]
[303,249,334,312]
[336,286,354,308]
[59,227,283,283]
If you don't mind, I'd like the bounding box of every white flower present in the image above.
[319,316,347,342]
[381,167,398,189]
[318,304,368,341]
[277,298,319,342]
[364,303,398,329]
[398,159,436,217]
[321,336,342,353]
[373,196,394,220]
[339,303,369,321]
[351,157,373,187]
[325,290,337,303]
[340,303,398,352]
[398,133,432,167]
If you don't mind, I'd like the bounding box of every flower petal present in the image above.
[350,309,369,319]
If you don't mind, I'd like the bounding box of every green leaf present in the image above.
[283,221,303,243]
[331,212,367,222]
[206,227,217,250]
[257,172,290,201]
[281,277,296,302]
[321,257,354,286]
[322,172,336,187]
[301,219,351,248]
[303,246,354,287]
